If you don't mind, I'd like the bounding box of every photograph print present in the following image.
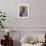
[18,4,29,18]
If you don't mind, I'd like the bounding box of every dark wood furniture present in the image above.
[1,33,13,46]
[41,34,46,46]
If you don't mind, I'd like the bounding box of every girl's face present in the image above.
[20,6,25,12]
[20,6,23,12]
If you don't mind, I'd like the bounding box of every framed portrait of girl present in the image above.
[18,4,29,18]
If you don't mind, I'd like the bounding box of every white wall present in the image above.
[0,0,46,27]
[0,0,46,46]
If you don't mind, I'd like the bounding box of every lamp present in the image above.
[5,29,10,37]
[5,29,9,33]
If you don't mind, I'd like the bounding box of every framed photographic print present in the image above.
[18,4,29,18]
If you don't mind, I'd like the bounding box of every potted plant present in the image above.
[0,10,6,29]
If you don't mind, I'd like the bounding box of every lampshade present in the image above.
[5,29,10,33]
